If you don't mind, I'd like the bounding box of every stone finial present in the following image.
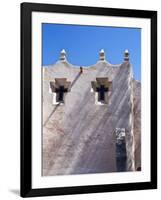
[99,49,105,61]
[124,49,129,61]
[60,49,67,61]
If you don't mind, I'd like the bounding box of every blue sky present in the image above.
[42,23,141,81]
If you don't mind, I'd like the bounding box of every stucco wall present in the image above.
[42,58,139,176]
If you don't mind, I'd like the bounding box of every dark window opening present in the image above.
[55,86,68,102]
[115,128,127,172]
[116,140,127,172]
[96,85,109,101]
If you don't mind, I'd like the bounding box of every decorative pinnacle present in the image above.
[60,49,67,61]
[124,49,129,61]
[99,49,105,61]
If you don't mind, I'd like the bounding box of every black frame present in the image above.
[21,2,157,197]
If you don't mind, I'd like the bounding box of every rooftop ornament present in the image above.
[124,49,129,61]
[60,49,67,61]
[99,49,105,61]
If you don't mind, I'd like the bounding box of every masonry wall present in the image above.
[42,59,137,176]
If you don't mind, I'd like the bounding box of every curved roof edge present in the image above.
[43,59,123,69]
[42,49,132,70]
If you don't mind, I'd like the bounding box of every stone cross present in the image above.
[50,78,71,104]
[96,85,109,101]
[55,86,68,102]
[91,77,112,104]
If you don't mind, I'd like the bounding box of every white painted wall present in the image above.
[0,0,160,199]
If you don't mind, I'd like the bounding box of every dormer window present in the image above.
[49,78,71,105]
[91,77,112,105]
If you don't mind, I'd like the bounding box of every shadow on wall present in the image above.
[43,71,82,127]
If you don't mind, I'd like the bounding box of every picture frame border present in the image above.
[20,2,157,197]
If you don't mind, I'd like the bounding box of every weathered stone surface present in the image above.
[133,80,141,170]
[42,57,141,176]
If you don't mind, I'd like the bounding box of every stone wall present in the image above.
[42,54,140,176]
